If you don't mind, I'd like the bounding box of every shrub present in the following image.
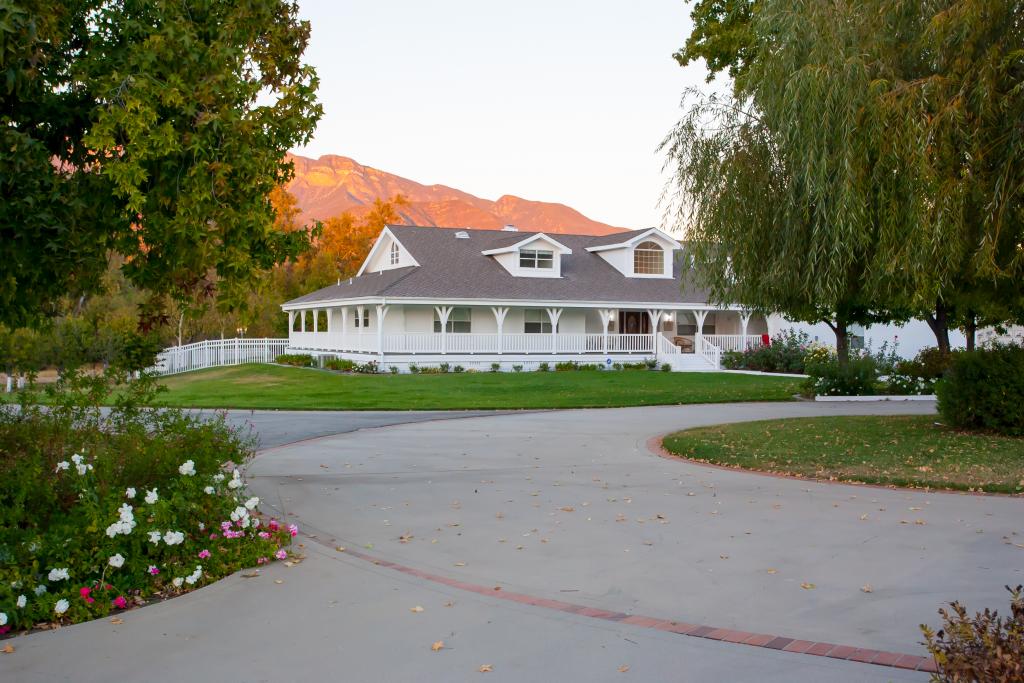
[324,358,355,372]
[353,361,379,374]
[578,363,601,371]
[554,361,576,371]
[490,363,500,373]
[921,585,1022,683]
[274,353,313,367]
[621,361,647,370]
[661,363,671,372]
[439,362,450,374]
[724,329,818,374]
[937,345,1024,436]
[453,365,465,373]
[389,366,399,375]
[512,365,523,372]
[537,362,550,372]
[612,362,623,371]
[802,355,881,397]
[0,370,294,632]
[644,358,658,370]
[408,364,419,374]
[417,366,442,375]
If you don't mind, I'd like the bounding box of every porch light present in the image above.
[664,313,673,321]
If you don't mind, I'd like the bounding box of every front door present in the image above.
[619,311,650,335]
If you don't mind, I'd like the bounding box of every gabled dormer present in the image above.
[585,227,681,279]
[357,226,420,275]
[481,233,572,278]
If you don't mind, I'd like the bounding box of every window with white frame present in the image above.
[633,241,665,275]
[388,241,400,266]
[353,309,370,328]
[519,249,554,270]
[433,307,471,333]
[523,309,556,334]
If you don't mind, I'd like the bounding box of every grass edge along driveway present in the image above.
[662,415,1024,494]
[154,363,801,410]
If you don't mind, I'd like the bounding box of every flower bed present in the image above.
[0,370,296,633]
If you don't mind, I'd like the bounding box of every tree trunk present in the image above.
[925,299,951,353]
[964,314,977,352]
[825,314,850,366]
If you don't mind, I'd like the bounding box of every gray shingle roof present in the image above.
[283,225,714,307]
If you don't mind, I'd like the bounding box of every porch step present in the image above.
[660,353,718,371]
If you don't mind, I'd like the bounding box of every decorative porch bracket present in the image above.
[740,310,752,350]
[693,309,709,343]
[435,306,453,354]
[646,309,665,356]
[491,307,509,354]
[598,309,617,353]
[546,308,563,354]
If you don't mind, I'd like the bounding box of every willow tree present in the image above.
[663,0,922,360]
[0,0,322,329]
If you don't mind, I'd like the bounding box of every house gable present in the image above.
[357,226,420,276]
[481,233,572,279]
[585,228,681,279]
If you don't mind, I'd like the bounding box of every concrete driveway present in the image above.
[5,402,1021,682]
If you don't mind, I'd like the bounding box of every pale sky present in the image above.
[292,0,711,229]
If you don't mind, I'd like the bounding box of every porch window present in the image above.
[388,241,400,266]
[524,309,556,334]
[633,241,664,275]
[434,307,471,333]
[353,309,370,328]
[519,249,554,270]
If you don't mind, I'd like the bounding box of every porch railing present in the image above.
[702,334,764,353]
[153,338,288,376]
[695,335,723,369]
[288,331,656,355]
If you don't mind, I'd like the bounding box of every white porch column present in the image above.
[300,310,306,332]
[341,307,349,351]
[312,308,319,333]
[693,309,709,346]
[435,306,453,354]
[740,310,752,349]
[326,307,332,334]
[491,307,509,354]
[355,305,365,351]
[646,309,665,354]
[546,308,562,353]
[287,311,295,337]
[599,309,616,353]
[376,305,390,359]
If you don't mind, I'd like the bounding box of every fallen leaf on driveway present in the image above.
[479,664,493,672]
[2,644,14,654]
[274,579,284,584]
[560,506,575,512]
[766,568,778,574]
[335,546,345,552]
[110,617,124,624]
[410,606,424,613]
[432,641,444,652]
[241,572,260,578]
[861,584,873,593]
[454,562,466,567]
[618,664,629,672]
[801,582,816,590]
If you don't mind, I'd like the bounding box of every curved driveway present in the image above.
[5,402,1021,683]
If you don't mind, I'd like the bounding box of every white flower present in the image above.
[244,496,259,510]
[0,612,6,626]
[230,506,248,522]
[71,453,83,465]
[118,503,134,523]
[148,531,162,544]
[212,473,225,483]
[240,516,251,528]
[144,489,159,505]
[75,462,93,476]
[9,580,21,589]
[16,595,26,609]
[108,553,125,568]
[126,487,136,499]
[178,460,196,477]
[54,599,69,615]
[227,478,242,490]
[34,585,47,596]
[203,486,215,495]
[55,461,70,472]
[47,568,69,582]
[163,531,185,546]
[197,522,205,531]
[185,566,203,585]
[172,577,184,588]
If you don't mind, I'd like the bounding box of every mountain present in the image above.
[286,154,626,236]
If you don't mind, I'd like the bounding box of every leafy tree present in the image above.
[0,0,322,329]
[674,0,758,88]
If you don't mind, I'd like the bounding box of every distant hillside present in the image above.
[286,154,626,235]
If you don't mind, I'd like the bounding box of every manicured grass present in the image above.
[153,363,800,410]
[662,415,1024,494]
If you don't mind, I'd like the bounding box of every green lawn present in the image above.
[662,415,1024,494]
[153,363,800,410]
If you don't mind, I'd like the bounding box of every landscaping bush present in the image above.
[723,329,815,374]
[274,353,313,367]
[661,363,671,372]
[936,345,1024,436]
[921,585,1023,682]
[0,370,294,632]
[887,347,957,395]
[439,363,450,374]
[408,364,420,374]
[537,362,550,372]
[453,365,465,373]
[554,361,577,371]
[324,358,355,372]
[644,358,658,370]
[352,361,379,374]
[802,355,881,397]
[512,365,523,372]
[389,365,399,374]
[490,363,500,372]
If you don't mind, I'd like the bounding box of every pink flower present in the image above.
[287,524,298,537]
[258,531,271,539]
[148,565,159,575]
[267,519,280,531]
[209,533,219,540]
[0,626,10,635]
[274,549,288,560]
[198,549,211,559]
[220,521,232,531]
[112,596,127,609]
[79,586,95,604]
[257,557,268,565]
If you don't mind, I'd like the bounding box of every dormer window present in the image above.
[519,249,554,270]
[389,242,400,266]
[633,241,664,275]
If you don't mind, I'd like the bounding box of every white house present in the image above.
[280,224,772,371]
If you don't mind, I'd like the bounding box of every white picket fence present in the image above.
[153,338,288,376]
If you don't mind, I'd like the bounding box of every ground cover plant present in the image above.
[662,415,1024,494]
[154,363,801,410]
[0,370,296,633]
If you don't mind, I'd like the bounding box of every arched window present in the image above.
[389,241,400,266]
[633,241,664,275]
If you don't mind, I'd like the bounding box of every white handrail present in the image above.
[153,338,289,376]
[694,335,722,369]
[702,334,764,353]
